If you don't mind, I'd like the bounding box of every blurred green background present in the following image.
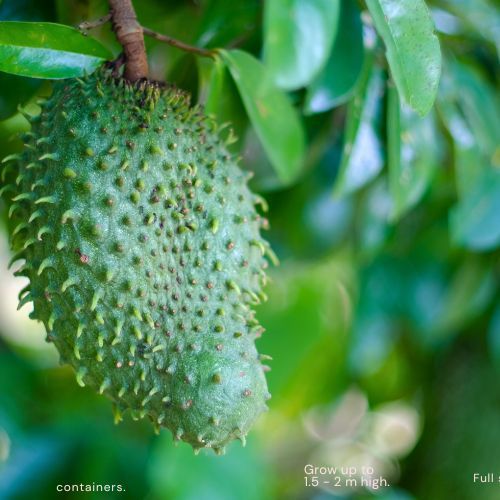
[0,0,499,499]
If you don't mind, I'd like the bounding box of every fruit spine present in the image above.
[1,67,274,453]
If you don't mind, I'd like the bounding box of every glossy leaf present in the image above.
[388,86,442,220]
[0,0,56,22]
[439,0,500,56]
[201,56,233,117]
[149,434,271,500]
[438,62,500,250]
[258,256,353,404]
[437,78,484,198]
[404,262,448,341]
[241,127,282,192]
[348,260,405,376]
[357,180,393,257]
[349,314,396,376]
[197,56,248,151]
[436,258,496,332]
[450,61,500,158]
[366,0,441,116]
[450,167,500,250]
[305,0,365,114]
[195,0,261,48]
[334,61,385,197]
[0,72,39,119]
[0,21,112,79]
[263,0,340,90]
[220,49,305,184]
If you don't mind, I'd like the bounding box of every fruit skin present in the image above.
[1,67,273,453]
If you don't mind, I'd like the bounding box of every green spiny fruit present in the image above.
[1,67,275,453]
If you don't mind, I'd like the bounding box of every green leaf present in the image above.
[220,49,306,184]
[200,56,233,117]
[348,260,406,376]
[149,434,272,500]
[0,21,112,79]
[305,0,365,114]
[436,258,496,333]
[450,61,500,158]
[450,168,500,250]
[357,180,393,257]
[436,76,485,198]
[387,86,442,220]
[437,64,500,251]
[439,0,500,56]
[444,103,484,199]
[0,72,39,119]
[195,0,260,49]
[258,256,353,401]
[0,0,55,23]
[241,127,281,192]
[334,60,385,197]
[263,0,340,90]
[366,0,441,116]
[197,56,248,151]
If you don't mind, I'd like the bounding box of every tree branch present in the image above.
[142,27,216,59]
[78,13,112,32]
[108,0,148,81]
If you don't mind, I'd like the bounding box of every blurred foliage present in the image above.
[0,0,499,499]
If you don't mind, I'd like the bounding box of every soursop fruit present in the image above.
[1,66,274,453]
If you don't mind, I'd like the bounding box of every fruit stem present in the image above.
[108,0,149,81]
[78,13,112,32]
[142,27,216,59]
